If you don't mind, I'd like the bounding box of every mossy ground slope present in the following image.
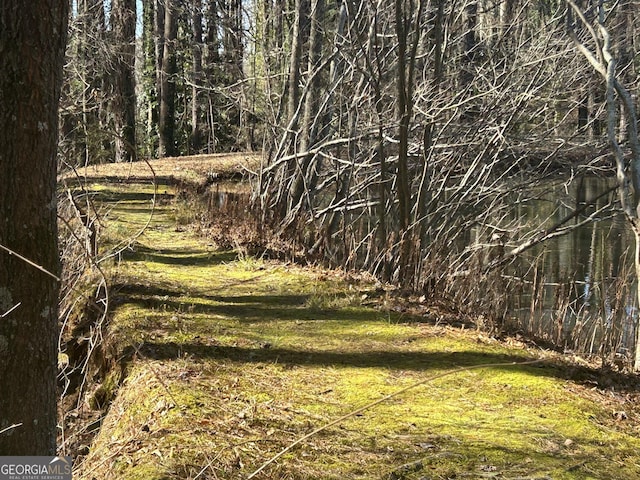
[75,174,640,480]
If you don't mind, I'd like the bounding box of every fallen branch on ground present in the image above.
[247,357,544,478]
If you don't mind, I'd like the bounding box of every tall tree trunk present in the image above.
[498,0,513,35]
[395,0,427,285]
[394,0,411,233]
[142,0,159,157]
[416,0,445,253]
[0,0,67,454]
[222,0,244,78]
[191,0,204,152]
[394,0,413,284]
[278,0,309,214]
[226,0,244,145]
[159,0,178,157]
[155,0,166,155]
[78,0,106,165]
[367,0,390,280]
[205,0,220,152]
[154,0,166,93]
[206,0,220,65]
[112,0,137,162]
[289,0,325,212]
[461,0,478,88]
[286,0,305,124]
[615,0,634,140]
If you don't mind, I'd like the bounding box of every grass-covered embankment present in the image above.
[71,156,640,479]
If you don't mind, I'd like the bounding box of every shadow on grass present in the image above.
[134,341,535,372]
[67,172,242,186]
[118,298,379,329]
[66,175,183,188]
[93,189,172,203]
[130,338,640,392]
[117,245,238,267]
[110,280,640,392]
[113,284,380,323]
[445,433,630,480]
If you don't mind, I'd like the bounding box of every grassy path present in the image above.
[72,171,640,479]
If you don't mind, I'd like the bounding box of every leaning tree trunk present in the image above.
[0,0,68,454]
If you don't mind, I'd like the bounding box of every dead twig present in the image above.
[247,357,544,478]
[0,423,22,435]
[0,303,21,318]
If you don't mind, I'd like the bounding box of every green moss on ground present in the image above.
[74,181,640,480]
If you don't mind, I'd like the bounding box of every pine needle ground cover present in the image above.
[72,164,640,480]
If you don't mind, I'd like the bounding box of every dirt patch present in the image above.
[59,152,261,186]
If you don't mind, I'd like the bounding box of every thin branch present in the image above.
[484,184,617,272]
[0,423,22,435]
[0,244,61,282]
[247,358,543,479]
[566,0,604,66]
[0,303,21,318]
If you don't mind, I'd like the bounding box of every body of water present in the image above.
[206,175,638,362]
[503,175,637,359]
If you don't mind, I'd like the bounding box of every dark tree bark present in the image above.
[578,95,589,133]
[222,0,244,78]
[191,0,204,152]
[159,0,178,157]
[289,0,325,211]
[460,0,478,88]
[395,0,427,285]
[204,0,220,151]
[0,0,67,454]
[78,0,107,164]
[286,0,307,124]
[154,0,166,119]
[278,0,309,214]
[416,0,445,235]
[395,0,411,234]
[112,0,137,162]
[142,0,159,156]
[206,0,220,65]
[589,81,603,138]
[260,0,285,80]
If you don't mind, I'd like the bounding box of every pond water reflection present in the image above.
[506,175,637,358]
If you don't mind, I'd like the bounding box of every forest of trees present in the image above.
[1,0,640,459]
[59,0,640,343]
[61,0,637,167]
[61,0,248,163]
